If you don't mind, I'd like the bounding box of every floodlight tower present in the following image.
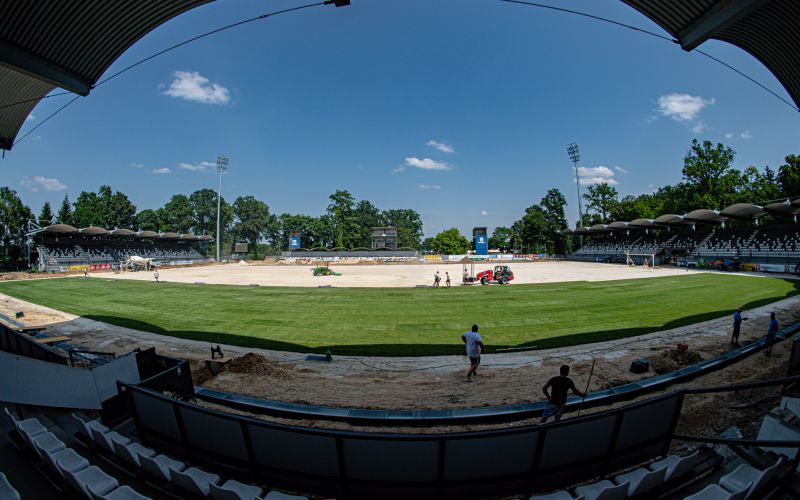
[215,154,229,262]
[567,143,583,227]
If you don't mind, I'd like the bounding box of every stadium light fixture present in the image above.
[216,154,229,262]
[566,143,583,230]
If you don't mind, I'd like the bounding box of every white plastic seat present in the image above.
[111,439,155,467]
[139,453,185,481]
[92,485,152,500]
[649,450,701,481]
[92,429,129,454]
[573,480,629,500]
[170,466,220,496]
[31,431,66,459]
[48,447,89,477]
[530,491,584,500]
[63,465,119,499]
[73,413,109,440]
[263,492,309,500]
[614,465,666,496]
[684,483,750,500]
[719,457,783,499]
[0,472,21,500]
[210,479,263,500]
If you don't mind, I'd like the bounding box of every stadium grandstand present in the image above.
[566,201,800,270]
[33,224,212,272]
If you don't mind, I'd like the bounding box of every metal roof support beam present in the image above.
[0,40,91,96]
[677,0,772,51]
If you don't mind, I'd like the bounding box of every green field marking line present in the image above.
[0,273,797,356]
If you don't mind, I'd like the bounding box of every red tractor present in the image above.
[476,265,514,285]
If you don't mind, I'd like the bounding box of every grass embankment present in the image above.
[0,274,796,356]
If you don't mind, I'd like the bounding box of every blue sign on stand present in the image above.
[473,227,488,256]
[290,237,301,250]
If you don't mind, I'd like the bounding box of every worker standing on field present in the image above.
[445,272,451,287]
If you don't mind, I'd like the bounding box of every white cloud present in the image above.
[404,157,453,171]
[178,161,215,172]
[151,167,171,174]
[20,176,66,192]
[657,93,714,122]
[691,122,706,134]
[613,166,628,174]
[645,115,658,124]
[163,71,230,105]
[418,184,441,190]
[577,165,617,185]
[130,162,144,168]
[647,183,655,189]
[740,130,752,139]
[725,132,734,139]
[391,165,406,174]
[426,140,454,154]
[480,210,488,216]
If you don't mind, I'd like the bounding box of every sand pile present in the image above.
[223,353,294,380]
[651,349,704,374]
[238,260,249,266]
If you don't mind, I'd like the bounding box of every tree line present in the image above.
[0,186,423,262]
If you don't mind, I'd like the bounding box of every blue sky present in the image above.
[3,0,798,237]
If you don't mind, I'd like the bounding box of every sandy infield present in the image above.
[105,260,714,287]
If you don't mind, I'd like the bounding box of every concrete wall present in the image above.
[0,351,140,409]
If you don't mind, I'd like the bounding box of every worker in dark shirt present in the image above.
[541,364,586,423]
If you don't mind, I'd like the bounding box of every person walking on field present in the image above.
[154,270,160,283]
[731,306,746,346]
[433,271,441,288]
[462,324,485,382]
[765,312,779,356]
[541,364,586,423]
[445,272,451,288]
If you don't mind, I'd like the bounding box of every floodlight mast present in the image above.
[215,154,229,262]
[567,143,583,247]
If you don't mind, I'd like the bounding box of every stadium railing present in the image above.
[0,321,67,365]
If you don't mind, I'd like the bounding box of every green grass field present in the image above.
[0,274,797,356]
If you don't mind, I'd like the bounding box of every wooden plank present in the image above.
[33,336,69,344]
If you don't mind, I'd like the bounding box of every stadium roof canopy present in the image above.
[684,208,727,223]
[654,214,686,225]
[720,203,765,219]
[629,218,657,228]
[79,226,109,236]
[0,1,797,151]
[135,230,160,239]
[589,224,610,232]
[43,224,77,234]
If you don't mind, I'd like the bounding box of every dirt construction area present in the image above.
[108,260,709,287]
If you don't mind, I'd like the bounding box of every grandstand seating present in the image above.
[37,240,209,271]
[570,225,800,265]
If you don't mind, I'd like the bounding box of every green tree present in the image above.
[514,204,549,253]
[72,190,100,228]
[56,194,72,225]
[741,165,781,203]
[157,194,194,233]
[540,188,569,253]
[135,209,160,231]
[327,190,356,248]
[72,186,136,229]
[352,200,385,248]
[778,154,800,197]
[382,208,423,248]
[190,188,223,236]
[420,237,435,252]
[583,182,618,223]
[682,139,742,208]
[233,196,271,260]
[38,201,54,227]
[489,226,513,252]
[430,228,469,254]
[0,187,33,261]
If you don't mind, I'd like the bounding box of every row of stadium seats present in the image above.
[38,242,207,268]
[4,407,149,499]
[73,413,306,500]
